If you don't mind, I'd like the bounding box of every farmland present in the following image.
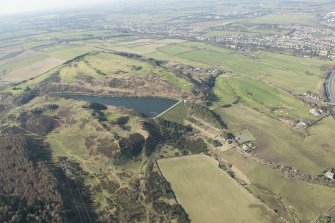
[157,154,281,223]
[242,13,316,26]
[1,1,335,222]
[0,51,64,83]
[213,75,314,120]
[221,149,335,222]
[110,40,329,93]
[215,104,335,175]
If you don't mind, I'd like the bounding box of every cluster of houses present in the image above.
[303,91,322,101]
[310,108,324,116]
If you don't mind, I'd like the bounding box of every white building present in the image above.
[325,170,334,180]
[310,108,321,116]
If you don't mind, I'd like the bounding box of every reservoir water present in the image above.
[64,94,177,117]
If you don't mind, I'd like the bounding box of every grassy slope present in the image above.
[58,51,193,91]
[159,101,188,124]
[158,154,281,223]
[215,104,335,175]
[221,149,335,223]
[213,75,314,120]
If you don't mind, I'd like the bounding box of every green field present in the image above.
[46,45,95,60]
[213,75,314,120]
[144,41,329,93]
[157,45,193,56]
[215,104,335,175]
[0,54,48,75]
[159,101,188,124]
[158,154,281,223]
[244,13,316,26]
[221,149,335,222]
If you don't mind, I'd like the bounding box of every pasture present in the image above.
[0,50,41,66]
[46,45,94,60]
[213,74,315,120]
[157,154,281,223]
[244,13,316,26]
[0,51,64,83]
[159,101,188,124]
[215,104,335,175]
[0,57,63,82]
[132,41,330,94]
[221,149,335,223]
[0,54,48,75]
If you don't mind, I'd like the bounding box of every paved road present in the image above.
[325,70,335,107]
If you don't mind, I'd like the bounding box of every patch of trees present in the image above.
[85,135,118,159]
[76,73,95,82]
[176,138,208,154]
[0,136,62,222]
[108,78,124,88]
[158,119,208,154]
[100,179,119,194]
[47,103,59,110]
[35,72,61,93]
[207,138,223,147]
[188,103,226,129]
[31,106,45,115]
[89,102,107,111]
[63,52,92,65]
[116,116,129,126]
[153,201,190,223]
[145,171,190,223]
[91,109,108,122]
[114,51,165,67]
[142,120,161,156]
[56,157,98,223]
[114,188,146,222]
[159,119,192,140]
[187,73,219,104]
[118,133,145,160]
[15,87,37,105]
[17,111,59,136]
[317,215,334,223]
[131,65,143,71]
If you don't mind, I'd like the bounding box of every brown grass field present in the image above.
[0,57,64,82]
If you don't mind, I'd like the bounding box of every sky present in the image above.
[0,0,114,15]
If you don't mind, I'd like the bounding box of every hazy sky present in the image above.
[0,0,113,15]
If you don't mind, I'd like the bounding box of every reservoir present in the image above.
[63,94,177,117]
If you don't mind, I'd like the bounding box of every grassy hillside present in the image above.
[221,149,335,223]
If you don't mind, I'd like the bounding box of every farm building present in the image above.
[310,108,321,116]
[234,129,256,145]
[325,170,334,180]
